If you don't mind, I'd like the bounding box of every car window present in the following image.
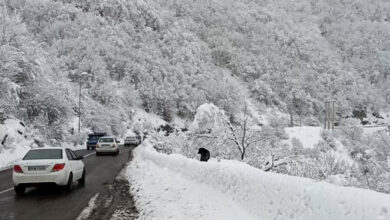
[88,136,99,140]
[65,149,75,160]
[69,149,78,159]
[99,138,114,143]
[23,149,63,160]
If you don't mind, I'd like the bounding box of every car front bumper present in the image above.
[13,170,69,186]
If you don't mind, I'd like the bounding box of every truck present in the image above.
[86,132,107,150]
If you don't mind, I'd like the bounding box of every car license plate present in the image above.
[28,166,46,171]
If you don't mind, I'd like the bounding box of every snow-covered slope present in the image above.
[128,142,390,220]
[0,116,92,169]
[0,118,32,169]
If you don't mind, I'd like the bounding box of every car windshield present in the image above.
[88,136,100,140]
[23,149,63,160]
[99,138,114,143]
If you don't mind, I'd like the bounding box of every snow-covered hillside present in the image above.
[128,142,390,220]
[1,0,390,210]
[0,116,93,169]
[1,0,390,138]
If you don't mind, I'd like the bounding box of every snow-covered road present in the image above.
[0,147,134,220]
[128,142,390,220]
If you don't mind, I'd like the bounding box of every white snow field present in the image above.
[128,142,390,220]
[285,126,323,149]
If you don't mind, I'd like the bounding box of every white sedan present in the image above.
[95,136,120,155]
[13,147,85,195]
[124,135,141,147]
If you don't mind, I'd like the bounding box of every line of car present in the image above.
[11,132,141,195]
[86,133,141,154]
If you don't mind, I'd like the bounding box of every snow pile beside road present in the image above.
[128,142,390,220]
[0,118,33,169]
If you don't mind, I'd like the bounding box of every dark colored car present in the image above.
[86,132,107,150]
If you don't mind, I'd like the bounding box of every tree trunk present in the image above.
[241,147,245,160]
[289,109,294,127]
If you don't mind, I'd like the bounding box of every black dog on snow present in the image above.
[198,148,210,162]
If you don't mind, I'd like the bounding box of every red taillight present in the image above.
[13,165,23,173]
[51,163,65,172]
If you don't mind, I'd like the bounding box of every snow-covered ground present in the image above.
[363,126,389,135]
[128,142,390,220]
[285,126,354,165]
[286,125,390,149]
[285,126,323,149]
[0,118,32,169]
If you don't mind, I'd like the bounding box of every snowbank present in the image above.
[128,142,390,220]
[0,118,32,169]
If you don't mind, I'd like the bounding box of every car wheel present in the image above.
[66,173,73,192]
[96,152,99,156]
[14,185,25,195]
[78,169,85,186]
[87,147,90,150]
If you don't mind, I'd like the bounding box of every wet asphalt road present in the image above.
[0,147,132,220]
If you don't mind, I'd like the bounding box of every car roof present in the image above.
[88,132,107,136]
[99,136,115,138]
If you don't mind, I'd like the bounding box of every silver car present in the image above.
[124,135,140,147]
[96,136,120,156]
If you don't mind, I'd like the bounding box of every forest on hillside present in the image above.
[1,0,390,129]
